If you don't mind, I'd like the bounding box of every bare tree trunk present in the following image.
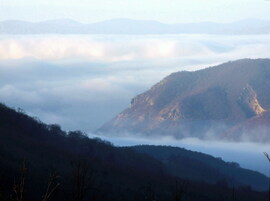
[13,160,27,201]
[72,160,92,201]
[172,180,187,201]
[42,171,60,201]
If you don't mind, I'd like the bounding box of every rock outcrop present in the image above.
[98,59,270,141]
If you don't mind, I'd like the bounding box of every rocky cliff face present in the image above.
[98,59,270,141]
[237,84,265,118]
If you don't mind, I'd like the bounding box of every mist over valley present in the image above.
[1,1,270,198]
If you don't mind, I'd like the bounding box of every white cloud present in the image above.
[0,34,270,63]
[0,33,270,179]
[0,34,270,132]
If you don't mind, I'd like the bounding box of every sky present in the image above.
[1,0,270,23]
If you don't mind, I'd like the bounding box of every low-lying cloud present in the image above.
[0,34,270,132]
[1,34,270,62]
[91,134,270,176]
[1,34,270,175]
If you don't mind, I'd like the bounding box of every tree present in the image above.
[71,160,94,201]
[172,180,187,201]
[12,160,27,201]
[42,171,59,201]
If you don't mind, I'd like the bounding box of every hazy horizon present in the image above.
[1,0,270,182]
[1,1,270,200]
[1,17,270,23]
[1,0,270,23]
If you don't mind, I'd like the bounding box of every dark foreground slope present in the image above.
[98,59,270,142]
[131,145,268,191]
[0,103,268,201]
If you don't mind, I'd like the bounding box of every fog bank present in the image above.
[91,134,270,176]
[1,34,270,131]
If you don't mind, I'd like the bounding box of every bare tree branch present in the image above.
[264,152,270,162]
[42,171,60,201]
[13,160,27,201]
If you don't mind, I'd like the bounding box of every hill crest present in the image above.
[98,59,270,142]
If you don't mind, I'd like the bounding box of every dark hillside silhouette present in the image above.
[131,145,268,190]
[0,103,268,201]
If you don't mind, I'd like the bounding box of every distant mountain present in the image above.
[0,103,268,201]
[1,18,270,34]
[98,59,270,142]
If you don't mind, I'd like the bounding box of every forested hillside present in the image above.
[0,103,268,201]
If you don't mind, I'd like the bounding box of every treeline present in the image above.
[0,103,268,201]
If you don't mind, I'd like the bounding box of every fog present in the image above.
[1,34,270,62]
[1,34,270,176]
[90,134,270,176]
[1,34,270,132]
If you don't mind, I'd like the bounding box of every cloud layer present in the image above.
[1,34,270,62]
[91,134,270,176]
[0,34,270,132]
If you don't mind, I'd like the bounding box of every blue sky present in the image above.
[1,0,270,23]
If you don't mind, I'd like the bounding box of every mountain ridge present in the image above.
[130,145,268,190]
[1,18,270,34]
[0,102,268,200]
[98,58,270,142]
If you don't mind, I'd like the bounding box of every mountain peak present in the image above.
[98,58,270,142]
